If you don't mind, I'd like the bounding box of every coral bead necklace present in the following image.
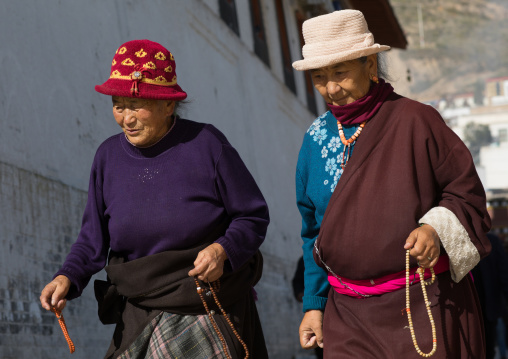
[405,250,437,357]
[336,120,366,169]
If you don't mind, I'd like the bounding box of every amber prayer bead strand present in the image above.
[208,281,249,358]
[405,250,437,357]
[194,277,249,359]
[194,278,231,359]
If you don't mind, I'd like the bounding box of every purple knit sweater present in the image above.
[55,118,270,299]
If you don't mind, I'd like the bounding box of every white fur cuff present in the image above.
[419,207,480,283]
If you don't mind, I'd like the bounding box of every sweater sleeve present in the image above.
[296,169,330,312]
[214,144,269,271]
[54,161,110,300]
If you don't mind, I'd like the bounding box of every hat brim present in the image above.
[292,45,390,71]
[95,79,187,101]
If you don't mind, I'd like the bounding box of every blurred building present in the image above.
[0,1,406,358]
[429,76,508,247]
[436,76,508,191]
[485,76,508,107]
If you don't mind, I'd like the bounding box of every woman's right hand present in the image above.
[40,275,71,312]
[299,309,324,349]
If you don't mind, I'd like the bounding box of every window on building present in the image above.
[275,0,296,94]
[249,0,270,67]
[295,10,317,115]
[219,0,239,36]
[499,128,507,143]
[332,1,343,11]
[496,82,501,96]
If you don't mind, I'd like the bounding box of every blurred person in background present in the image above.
[293,10,491,358]
[473,204,508,359]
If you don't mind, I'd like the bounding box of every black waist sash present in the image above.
[95,244,265,358]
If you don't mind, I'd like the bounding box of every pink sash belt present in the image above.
[328,255,450,298]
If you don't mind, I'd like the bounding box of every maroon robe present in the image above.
[316,93,491,358]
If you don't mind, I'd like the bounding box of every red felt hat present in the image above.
[95,39,187,101]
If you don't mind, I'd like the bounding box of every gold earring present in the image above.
[371,75,379,84]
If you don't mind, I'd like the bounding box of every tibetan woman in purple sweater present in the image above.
[40,40,269,359]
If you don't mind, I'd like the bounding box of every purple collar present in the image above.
[327,79,394,125]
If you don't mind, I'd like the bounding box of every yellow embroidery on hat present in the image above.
[112,59,117,66]
[154,52,166,60]
[118,47,127,55]
[109,71,177,85]
[164,65,172,73]
[144,62,156,69]
[144,77,177,85]
[135,49,147,58]
[170,53,174,61]
[121,58,135,66]
[154,76,169,83]
[110,70,123,78]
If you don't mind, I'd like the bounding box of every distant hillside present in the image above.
[390,0,508,101]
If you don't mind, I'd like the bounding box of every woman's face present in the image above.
[112,97,175,147]
[310,54,377,106]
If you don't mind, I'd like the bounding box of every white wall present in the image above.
[0,162,110,358]
[448,107,508,190]
[480,144,508,189]
[0,0,318,357]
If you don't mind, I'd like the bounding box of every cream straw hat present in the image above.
[292,10,390,71]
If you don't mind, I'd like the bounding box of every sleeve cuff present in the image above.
[302,295,328,313]
[215,237,239,271]
[53,268,84,300]
[419,206,480,283]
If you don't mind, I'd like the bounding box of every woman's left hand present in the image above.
[404,224,441,268]
[188,243,228,282]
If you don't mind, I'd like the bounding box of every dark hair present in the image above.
[358,53,391,81]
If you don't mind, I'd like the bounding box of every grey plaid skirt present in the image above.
[118,312,230,359]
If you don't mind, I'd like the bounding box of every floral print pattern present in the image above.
[305,112,360,193]
[327,137,341,153]
[331,162,344,192]
[325,158,337,176]
[307,114,327,135]
[313,128,327,145]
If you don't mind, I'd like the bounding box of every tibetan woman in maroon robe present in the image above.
[293,10,491,359]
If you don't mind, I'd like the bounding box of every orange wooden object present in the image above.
[50,308,76,354]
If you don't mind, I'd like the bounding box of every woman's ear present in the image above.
[366,54,378,76]
[166,101,176,117]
